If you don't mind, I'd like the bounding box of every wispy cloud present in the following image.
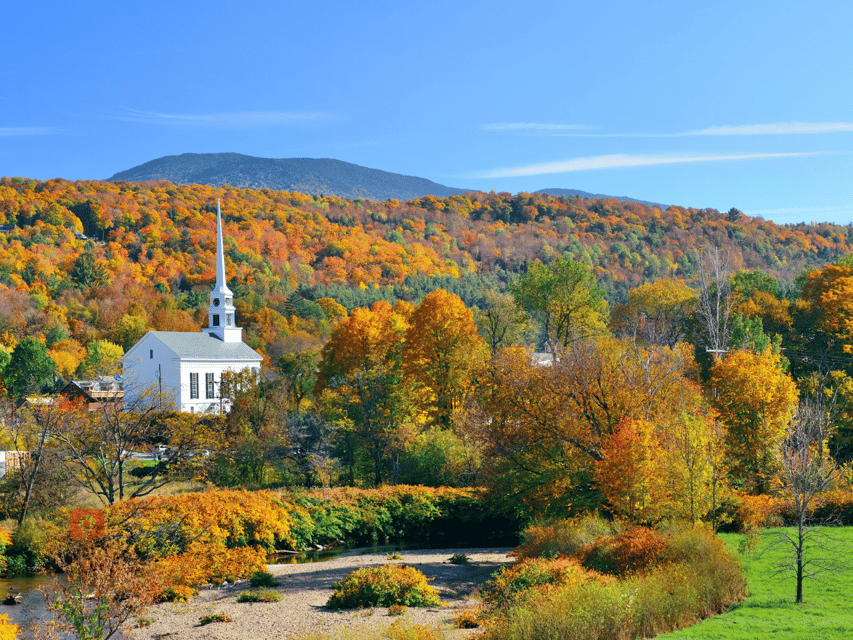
[481,122,596,132]
[483,121,853,138]
[0,127,57,136]
[477,151,824,178]
[684,122,853,136]
[117,109,333,128]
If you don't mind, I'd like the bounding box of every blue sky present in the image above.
[4,1,853,224]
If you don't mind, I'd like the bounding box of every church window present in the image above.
[206,373,215,399]
[212,314,220,327]
[190,373,199,399]
[150,349,153,359]
[226,314,233,326]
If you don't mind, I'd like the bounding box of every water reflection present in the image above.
[0,574,55,631]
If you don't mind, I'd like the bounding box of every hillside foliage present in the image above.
[0,177,850,364]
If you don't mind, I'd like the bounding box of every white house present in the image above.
[122,200,263,413]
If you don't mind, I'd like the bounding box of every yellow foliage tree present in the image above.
[403,289,485,429]
[610,278,696,347]
[317,300,414,485]
[711,348,798,493]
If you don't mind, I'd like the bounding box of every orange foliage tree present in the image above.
[595,419,671,524]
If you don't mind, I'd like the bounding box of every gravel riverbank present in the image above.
[130,547,515,640]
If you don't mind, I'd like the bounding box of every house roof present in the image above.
[61,378,124,402]
[136,331,262,362]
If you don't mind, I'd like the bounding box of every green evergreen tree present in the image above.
[69,250,109,289]
[5,338,56,400]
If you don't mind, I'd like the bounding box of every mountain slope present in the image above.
[109,153,471,201]
[535,187,666,209]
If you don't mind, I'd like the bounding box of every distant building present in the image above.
[0,451,30,478]
[60,376,123,410]
[121,200,263,413]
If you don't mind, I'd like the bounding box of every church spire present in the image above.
[214,199,232,296]
[207,199,242,342]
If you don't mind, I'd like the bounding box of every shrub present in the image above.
[448,553,469,565]
[199,612,232,625]
[155,543,267,589]
[388,604,406,616]
[5,518,54,575]
[238,589,282,603]
[483,557,606,611]
[580,526,669,576]
[387,552,403,560]
[453,608,480,629]
[734,492,786,530]
[156,585,197,603]
[384,621,443,640]
[327,564,441,609]
[482,523,747,640]
[294,485,519,548]
[109,489,303,556]
[813,489,853,524]
[249,570,280,587]
[514,514,619,561]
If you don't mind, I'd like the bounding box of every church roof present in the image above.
[135,331,262,362]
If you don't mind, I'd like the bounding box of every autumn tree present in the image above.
[611,278,696,347]
[595,419,671,524]
[403,289,485,429]
[51,396,216,505]
[509,257,608,351]
[711,348,798,493]
[797,263,853,355]
[475,290,531,355]
[77,340,124,378]
[317,300,413,486]
[470,337,701,515]
[218,368,288,486]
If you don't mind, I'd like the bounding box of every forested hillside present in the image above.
[0,175,851,370]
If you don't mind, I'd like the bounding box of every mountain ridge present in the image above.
[109,152,667,207]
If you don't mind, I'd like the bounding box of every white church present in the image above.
[122,200,263,413]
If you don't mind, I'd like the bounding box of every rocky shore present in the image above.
[131,547,515,640]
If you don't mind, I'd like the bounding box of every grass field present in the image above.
[661,528,853,639]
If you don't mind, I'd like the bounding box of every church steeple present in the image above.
[207,199,242,342]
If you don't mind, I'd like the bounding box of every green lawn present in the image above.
[661,528,853,639]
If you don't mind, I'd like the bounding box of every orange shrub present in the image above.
[514,515,618,561]
[580,527,669,576]
[734,492,786,530]
[813,489,853,524]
